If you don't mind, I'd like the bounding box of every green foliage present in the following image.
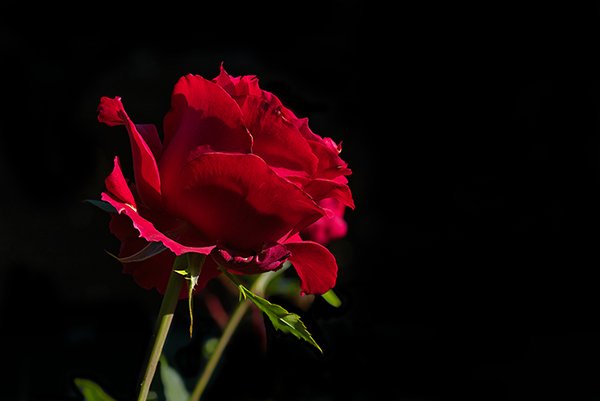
[84,199,117,213]
[74,378,117,401]
[321,289,342,308]
[159,356,190,401]
[239,284,323,353]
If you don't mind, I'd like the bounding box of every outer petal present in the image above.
[98,97,162,209]
[136,124,162,161]
[167,153,324,252]
[288,176,355,209]
[109,214,220,297]
[288,116,352,178]
[302,198,348,245]
[308,137,352,179]
[286,241,338,295]
[213,64,261,100]
[101,191,215,256]
[239,93,319,176]
[160,74,253,200]
[105,156,136,206]
[212,68,351,180]
[162,74,252,152]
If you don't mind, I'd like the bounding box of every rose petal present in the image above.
[286,241,338,295]
[97,96,126,127]
[98,97,162,208]
[308,138,352,179]
[214,68,318,176]
[109,213,175,293]
[213,64,261,100]
[101,191,215,257]
[239,93,319,176]
[105,156,135,206]
[168,153,324,251]
[136,124,162,161]
[288,176,355,209]
[160,74,254,200]
[162,74,252,152]
[212,68,351,180]
[302,198,348,245]
[109,214,219,297]
[211,243,290,274]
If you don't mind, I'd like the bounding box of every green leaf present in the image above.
[74,378,117,401]
[159,355,190,401]
[173,253,206,337]
[321,289,342,308]
[107,242,168,263]
[84,199,117,213]
[239,284,323,353]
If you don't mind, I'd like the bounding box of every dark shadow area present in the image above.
[2,2,600,400]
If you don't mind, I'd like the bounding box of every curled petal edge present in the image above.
[101,191,215,257]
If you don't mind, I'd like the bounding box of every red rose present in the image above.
[98,66,353,296]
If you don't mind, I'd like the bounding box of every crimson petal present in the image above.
[286,241,338,295]
[168,153,324,252]
[213,65,261,100]
[211,243,290,274]
[105,157,135,206]
[160,75,253,197]
[101,190,215,256]
[288,176,355,209]
[136,124,163,161]
[98,97,162,209]
[109,214,219,297]
[239,94,319,176]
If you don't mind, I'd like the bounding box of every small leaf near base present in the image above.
[321,289,342,308]
[239,284,323,353]
[74,378,117,401]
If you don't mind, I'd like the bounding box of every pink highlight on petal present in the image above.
[302,198,348,245]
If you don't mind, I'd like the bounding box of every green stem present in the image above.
[137,270,184,401]
[188,268,283,401]
[188,293,250,401]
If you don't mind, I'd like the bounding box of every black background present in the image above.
[2,2,600,400]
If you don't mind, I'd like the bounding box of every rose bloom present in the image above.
[97,66,354,297]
